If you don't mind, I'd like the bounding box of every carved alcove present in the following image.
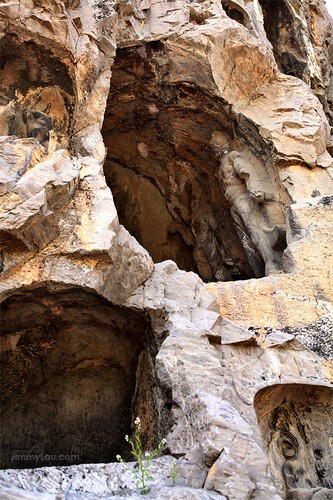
[254,383,333,498]
[102,41,288,283]
[0,285,165,469]
[0,33,75,149]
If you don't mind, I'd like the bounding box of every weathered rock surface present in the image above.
[0,0,333,499]
[259,0,333,128]
[0,139,79,254]
[207,195,333,327]
[0,457,212,498]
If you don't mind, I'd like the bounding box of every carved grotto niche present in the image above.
[102,41,288,282]
[211,131,286,277]
[0,285,165,469]
[0,34,75,149]
[254,383,333,498]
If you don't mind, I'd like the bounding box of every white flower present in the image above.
[161,438,167,445]
[116,455,121,461]
[135,417,141,426]
[125,435,129,442]
[144,451,151,457]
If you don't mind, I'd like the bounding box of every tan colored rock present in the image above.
[207,273,331,328]
[0,158,154,304]
[0,141,79,257]
[205,455,256,500]
[258,0,333,127]
[207,196,333,328]
[0,1,333,499]
[280,164,333,202]
[237,74,332,168]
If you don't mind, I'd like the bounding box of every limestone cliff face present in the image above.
[0,1,332,499]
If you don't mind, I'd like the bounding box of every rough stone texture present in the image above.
[0,457,210,498]
[259,0,333,128]
[283,314,333,359]
[204,454,256,499]
[0,140,79,255]
[0,0,333,499]
[207,196,333,328]
[255,384,333,499]
[0,485,225,500]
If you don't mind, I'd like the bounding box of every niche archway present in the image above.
[102,41,289,282]
[0,285,164,469]
[254,383,333,496]
[102,42,285,282]
[0,33,75,149]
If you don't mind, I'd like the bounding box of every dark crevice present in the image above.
[258,0,333,127]
[258,0,309,81]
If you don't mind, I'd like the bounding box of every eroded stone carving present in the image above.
[0,96,53,145]
[0,93,75,270]
[0,0,332,498]
[255,384,333,500]
[211,131,286,276]
[314,447,333,490]
[10,108,53,145]
[279,432,333,499]
[102,44,254,283]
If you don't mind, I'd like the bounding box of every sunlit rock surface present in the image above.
[0,0,332,499]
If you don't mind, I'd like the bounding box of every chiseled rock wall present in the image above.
[0,0,332,499]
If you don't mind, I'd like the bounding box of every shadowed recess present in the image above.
[0,285,164,469]
[221,0,250,28]
[258,0,308,80]
[102,42,258,282]
[258,0,333,126]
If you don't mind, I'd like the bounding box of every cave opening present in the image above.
[258,0,308,81]
[254,383,333,495]
[102,42,259,283]
[0,285,164,469]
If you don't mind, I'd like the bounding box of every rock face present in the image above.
[0,1,332,499]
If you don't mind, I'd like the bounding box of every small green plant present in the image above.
[116,417,166,495]
[171,459,177,486]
